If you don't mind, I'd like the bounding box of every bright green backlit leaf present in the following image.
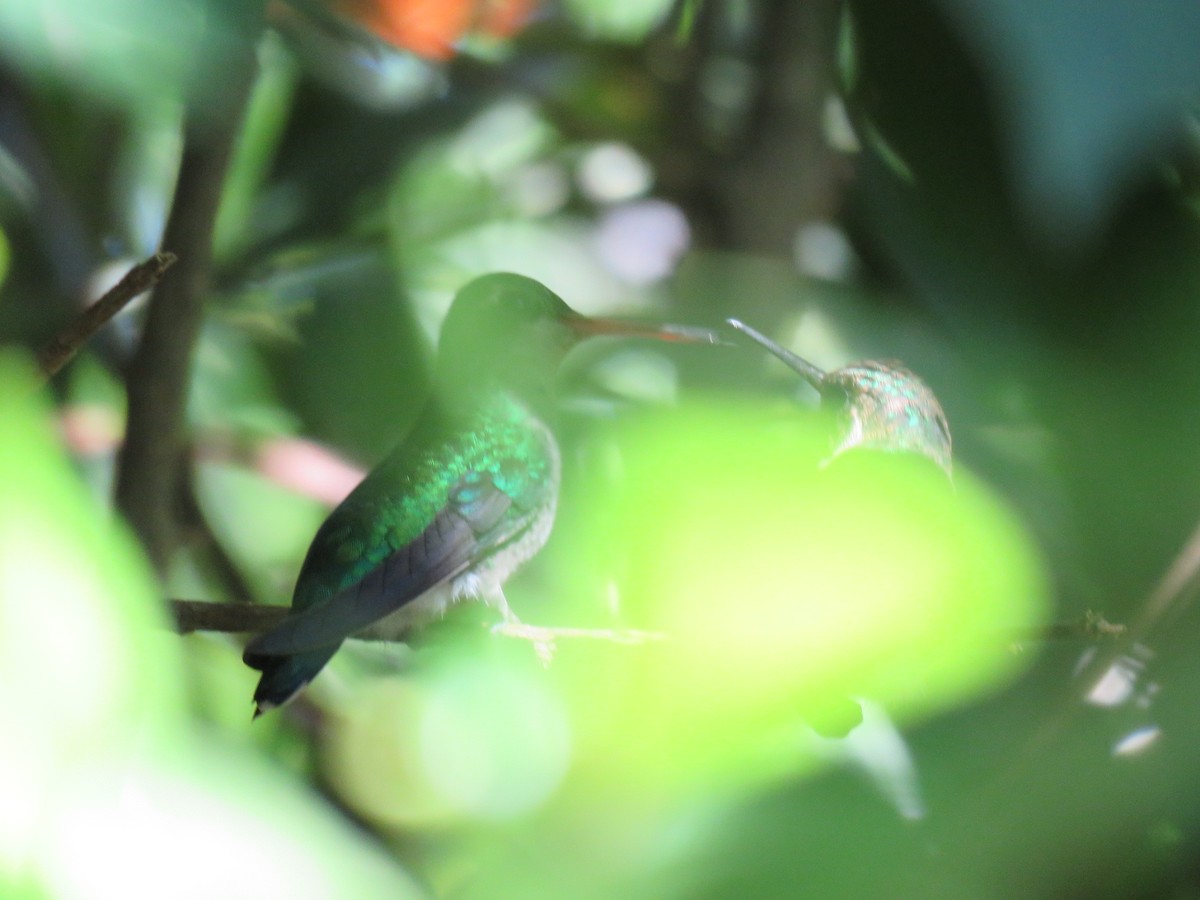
[558,401,1048,796]
[0,359,422,896]
[41,750,424,899]
[0,356,183,875]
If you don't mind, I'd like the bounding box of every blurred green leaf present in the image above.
[674,0,703,44]
[558,401,1048,796]
[191,320,298,437]
[214,33,300,261]
[326,657,571,827]
[0,357,424,897]
[0,0,205,111]
[39,747,425,899]
[934,0,1200,248]
[0,355,183,883]
[390,100,558,256]
[563,0,676,42]
[194,460,328,598]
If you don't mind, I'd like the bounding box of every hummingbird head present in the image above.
[437,273,720,397]
[821,361,952,474]
[726,319,952,474]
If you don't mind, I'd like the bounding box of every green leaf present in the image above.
[0,358,423,896]
[0,0,206,111]
[194,459,328,598]
[39,748,425,899]
[326,658,571,827]
[214,33,300,261]
[190,320,298,438]
[0,355,183,880]
[934,0,1200,248]
[557,401,1049,796]
[562,0,676,42]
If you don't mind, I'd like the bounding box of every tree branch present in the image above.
[170,598,1120,648]
[113,19,263,577]
[36,251,177,380]
[173,599,287,635]
[169,599,669,645]
[1005,610,1126,644]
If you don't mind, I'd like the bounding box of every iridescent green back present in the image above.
[291,390,555,611]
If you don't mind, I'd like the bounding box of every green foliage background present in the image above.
[1,0,1199,896]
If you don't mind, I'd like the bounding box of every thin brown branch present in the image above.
[36,251,177,380]
[169,599,669,646]
[1125,517,1200,637]
[1005,610,1126,645]
[1068,517,1200,698]
[172,597,1112,650]
[173,599,288,635]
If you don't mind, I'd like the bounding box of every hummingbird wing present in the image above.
[243,470,526,659]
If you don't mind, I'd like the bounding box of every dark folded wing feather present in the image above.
[244,473,516,659]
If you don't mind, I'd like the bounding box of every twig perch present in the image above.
[173,599,288,634]
[36,251,177,380]
[169,599,669,645]
[1007,610,1126,645]
[172,598,1112,650]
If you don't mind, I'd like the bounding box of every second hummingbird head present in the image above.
[726,318,952,474]
[821,361,952,474]
[437,273,720,395]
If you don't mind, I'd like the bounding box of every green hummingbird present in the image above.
[244,273,719,715]
[726,318,952,474]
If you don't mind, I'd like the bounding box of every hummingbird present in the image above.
[243,272,719,715]
[726,318,952,474]
[726,318,951,739]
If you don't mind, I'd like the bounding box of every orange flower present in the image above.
[339,0,536,60]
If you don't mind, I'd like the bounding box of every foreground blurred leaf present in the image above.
[0,355,182,883]
[0,356,423,897]
[41,747,425,900]
[323,400,1050,898]
[560,401,1048,796]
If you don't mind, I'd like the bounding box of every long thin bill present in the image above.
[725,318,826,389]
[569,316,727,345]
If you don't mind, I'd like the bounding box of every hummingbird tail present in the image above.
[245,645,340,716]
